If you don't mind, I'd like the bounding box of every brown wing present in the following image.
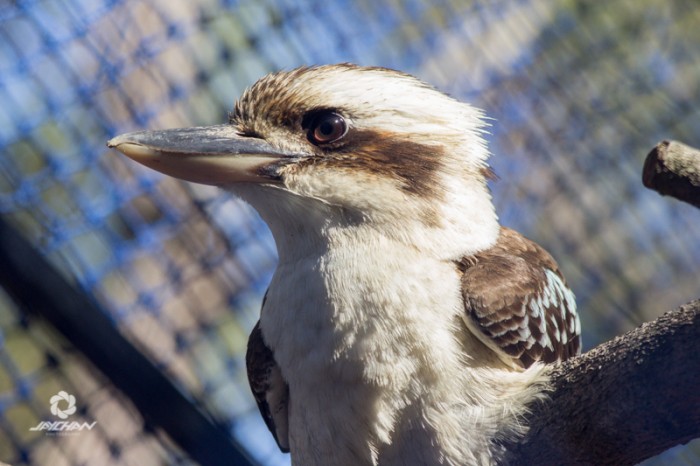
[246,318,290,452]
[459,228,581,368]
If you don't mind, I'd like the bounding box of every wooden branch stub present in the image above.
[643,140,700,208]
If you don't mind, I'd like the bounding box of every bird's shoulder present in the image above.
[457,227,581,368]
[246,312,290,452]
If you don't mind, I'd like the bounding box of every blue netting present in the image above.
[1,0,699,465]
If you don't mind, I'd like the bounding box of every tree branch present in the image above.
[505,301,700,465]
[501,141,700,465]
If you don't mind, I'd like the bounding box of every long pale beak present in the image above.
[107,125,294,185]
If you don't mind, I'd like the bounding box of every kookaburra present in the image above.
[108,64,580,465]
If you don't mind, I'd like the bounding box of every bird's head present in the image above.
[109,64,499,259]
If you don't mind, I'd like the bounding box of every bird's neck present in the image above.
[231,180,501,264]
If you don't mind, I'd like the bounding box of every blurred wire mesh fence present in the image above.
[0,0,699,465]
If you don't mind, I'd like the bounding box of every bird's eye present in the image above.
[308,113,347,145]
